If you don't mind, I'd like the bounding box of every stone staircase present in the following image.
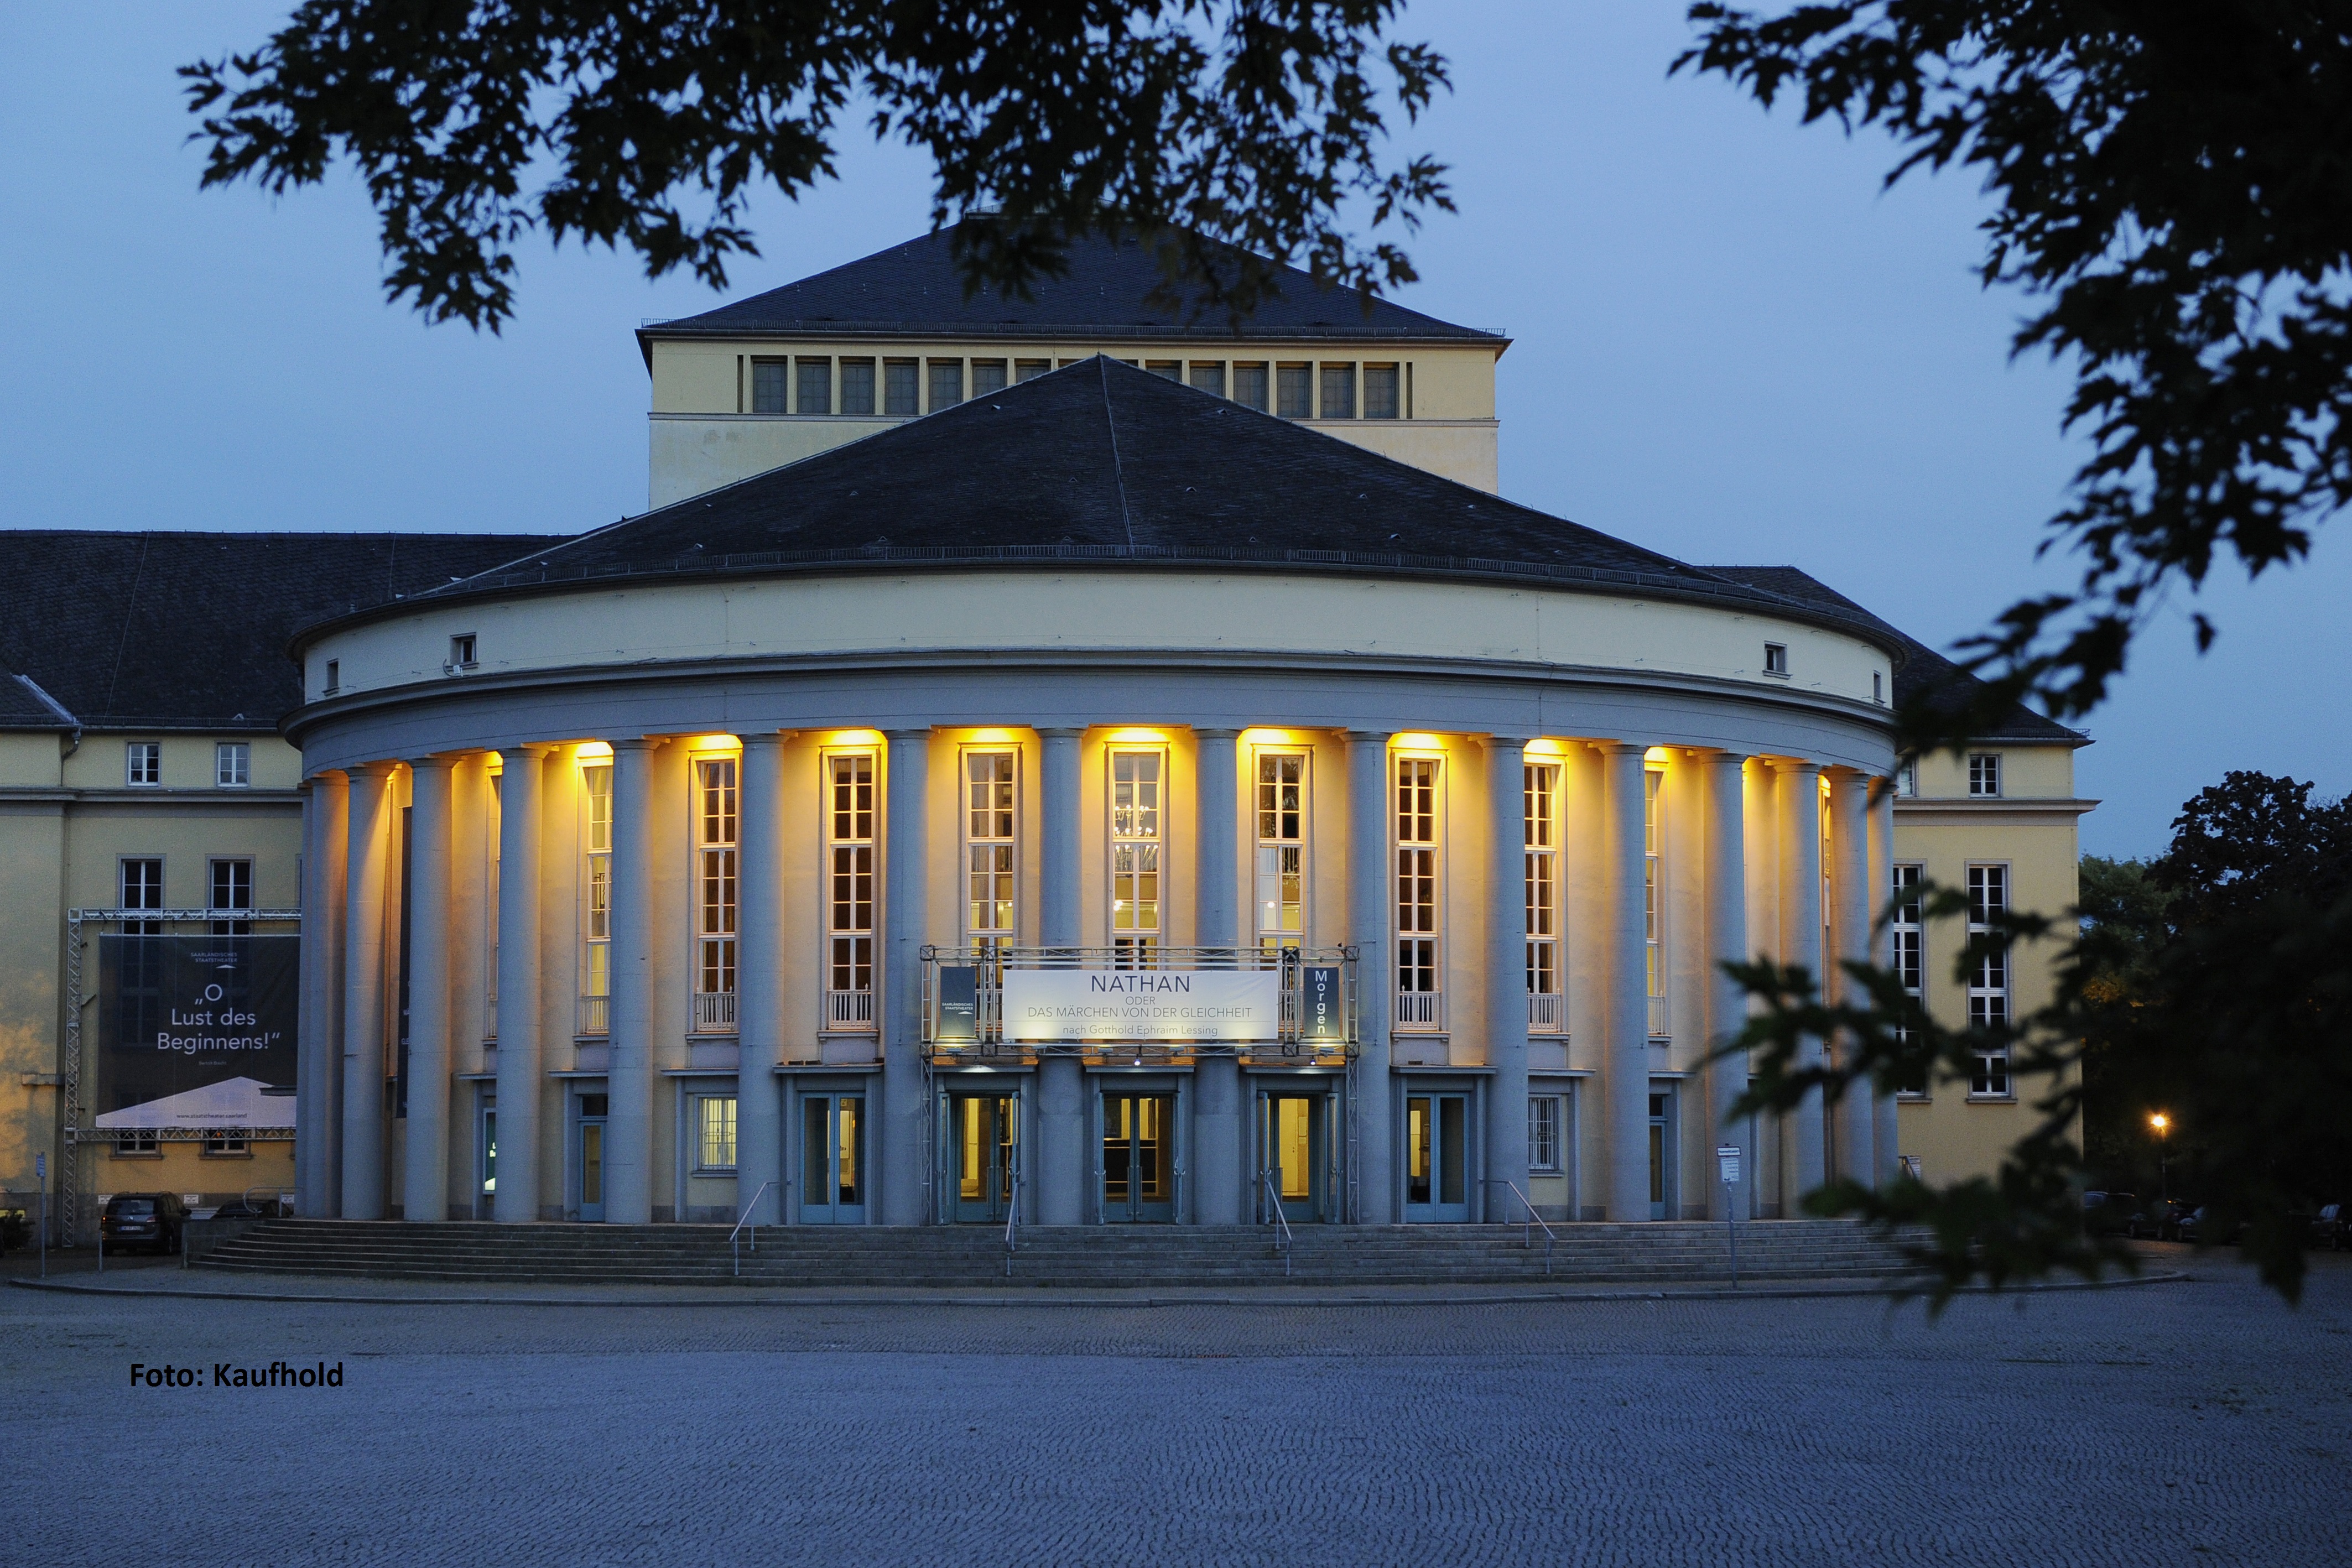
[191,1218,1918,1289]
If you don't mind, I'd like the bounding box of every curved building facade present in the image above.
[287,360,1906,1228]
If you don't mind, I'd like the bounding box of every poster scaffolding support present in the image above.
[61,908,303,1246]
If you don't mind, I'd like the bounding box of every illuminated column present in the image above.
[1035,728,1086,1226]
[1830,771,1875,1186]
[1782,760,1828,1197]
[1485,735,1531,1216]
[339,762,394,1220]
[881,730,931,1225]
[299,773,350,1217]
[1869,776,1900,1188]
[603,738,656,1225]
[1192,728,1242,1225]
[493,744,550,1224]
[403,757,454,1223]
[1704,751,1751,1222]
[1601,744,1651,1222]
[735,732,785,1225]
[1345,731,1394,1223]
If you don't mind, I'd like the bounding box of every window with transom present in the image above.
[1966,863,2011,1095]
[579,763,611,1034]
[965,751,1017,963]
[1109,750,1162,963]
[694,757,738,1029]
[1525,762,1562,1030]
[1646,767,1666,1032]
[1256,752,1307,954]
[1394,754,1440,1025]
[1891,863,1925,1095]
[208,857,252,938]
[827,753,876,1027]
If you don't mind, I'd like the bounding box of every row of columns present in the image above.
[303,728,1895,1225]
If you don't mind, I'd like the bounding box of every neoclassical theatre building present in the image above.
[289,354,1927,1231]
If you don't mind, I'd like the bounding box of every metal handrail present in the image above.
[1485,1179,1556,1275]
[1003,1170,1024,1278]
[1260,1169,1295,1278]
[729,1181,776,1278]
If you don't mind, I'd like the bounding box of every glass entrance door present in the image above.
[950,1093,1019,1223]
[1101,1093,1174,1222]
[477,1101,496,1219]
[1649,1091,1676,1221]
[1256,1093,1328,1223]
[576,1114,606,1223]
[801,1095,866,1224]
[1404,1093,1470,1222]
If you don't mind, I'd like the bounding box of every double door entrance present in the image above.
[1405,1092,1471,1222]
[1255,1091,1335,1223]
[1101,1093,1174,1223]
[800,1094,866,1224]
[946,1092,1019,1224]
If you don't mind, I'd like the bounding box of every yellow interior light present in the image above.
[1524,738,1566,756]
[575,740,613,760]
[687,732,743,752]
[1393,732,1444,751]
[1239,727,1300,745]
[965,727,1020,743]
[829,728,884,746]
[1643,746,1672,765]
[1105,727,1170,743]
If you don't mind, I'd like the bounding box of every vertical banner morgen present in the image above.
[93,934,300,1132]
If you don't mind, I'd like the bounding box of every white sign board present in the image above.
[1716,1144,1742,1185]
[1002,970,1282,1043]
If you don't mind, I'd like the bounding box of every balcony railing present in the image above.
[693,991,738,1033]
[1527,992,1563,1032]
[1647,994,1668,1038]
[577,995,608,1036]
[1394,990,1443,1029]
[827,989,876,1029]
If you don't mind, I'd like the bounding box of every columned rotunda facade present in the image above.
[288,360,1905,1229]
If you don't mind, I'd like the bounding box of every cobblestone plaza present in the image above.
[8,1248,2346,1566]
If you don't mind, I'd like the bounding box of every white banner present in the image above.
[1002,970,1282,1043]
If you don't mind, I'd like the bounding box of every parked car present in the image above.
[2082,1191,2141,1237]
[0,1207,29,1254]
[2174,1205,2255,1247]
[208,1196,285,1220]
[2303,1202,2348,1252]
[2126,1200,2187,1239]
[101,1193,188,1256]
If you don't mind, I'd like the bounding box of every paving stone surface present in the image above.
[6,1243,2346,1566]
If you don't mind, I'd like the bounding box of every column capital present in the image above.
[738,730,791,751]
[1594,741,1648,758]
[1690,746,1750,768]
[1343,729,1393,745]
[506,741,561,760]
[349,759,398,779]
[405,753,454,773]
[881,727,932,743]
[1484,733,1534,751]
[1776,756,1825,777]
[1035,726,1086,740]
[607,736,655,756]
[1191,727,1242,742]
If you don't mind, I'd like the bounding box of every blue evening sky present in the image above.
[3,3,2345,858]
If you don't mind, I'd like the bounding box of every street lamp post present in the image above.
[2149,1113,2170,1208]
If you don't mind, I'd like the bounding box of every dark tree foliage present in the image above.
[2074,855,2165,1175]
[1724,772,2352,1306]
[1677,3,2352,748]
[182,1,1454,331]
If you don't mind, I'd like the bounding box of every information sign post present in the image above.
[34,1151,44,1280]
[1716,1144,1742,1289]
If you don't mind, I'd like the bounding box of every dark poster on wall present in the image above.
[93,934,299,1131]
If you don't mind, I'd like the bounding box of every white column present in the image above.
[298,772,348,1218]
[605,738,656,1225]
[1035,728,1086,1226]
[402,757,454,1223]
[1704,751,1750,1222]
[1345,731,1393,1223]
[1601,743,1651,1221]
[1869,777,1901,1188]
[1830,771,1875,1186]
[492,744,549,1223]
[881,730,930,1225]
[340,762,394,1219]
[1783,760,1828,1197]
[1485,735,1531,1216]
[1191,728,1242,1225]
[735,732,785,1225]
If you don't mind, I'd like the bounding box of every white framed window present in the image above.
[1255,751,1308,954]
[1188,361,1225,397]
[1276,362,1312,419]
[1528,1095,1564,1174]
[750,357,789,413]
[1109,748,1163,964]
[578,762,611,1035]
[1763,643,1789,677]
[126,742,160,786]
[1966,863,2011,1096]
[322,659,339,695]
[1872,670,1885,705]
[840,357,875,414]
[1646,767,1667,1035]
[113,1132,159,1156]
[1895,758,1918,798]
[1524,762,1563,1032]
[965,749,1018,962]
[214,742,250,788]
[1968,752,2002,797]
[208,857,253,937]
[121,857,164,934]
[1319,362,1356,419]
[1394,752,1441,1028]
[971,359,1008,395]
[694,756,738,1032]
[1891,863,1926,1097]
[449,633,477,670]
[826,751,877,1028]
[1363,363,1400,419]
[695,1095,737,1172]
[1232,362,1269,411]
[202,1130,249,1156]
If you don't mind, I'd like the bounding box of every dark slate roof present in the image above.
[1,673,72,730]
[641,221,1502,346]
[1700,565,2086,745]
[386,359,1902,657]
[0,532,562,731]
